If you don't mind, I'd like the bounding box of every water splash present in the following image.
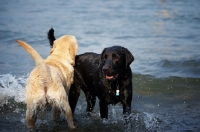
[0,73,27,106]
[105,105,161,131]
[143,112,161,131]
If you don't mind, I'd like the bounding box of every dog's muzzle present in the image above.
[102,64,118,81]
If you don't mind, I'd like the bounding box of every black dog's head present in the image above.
[100,46,134,81]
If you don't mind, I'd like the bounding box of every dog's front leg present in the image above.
[99,101,108,119]
[122,88,132,115]
[121,88,132,126]
[86,93,96,112]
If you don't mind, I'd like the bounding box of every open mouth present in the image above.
[105,74,118,80]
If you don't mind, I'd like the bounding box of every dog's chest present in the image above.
[101,82,121,104]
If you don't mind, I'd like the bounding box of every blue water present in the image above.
[0,0,200,131]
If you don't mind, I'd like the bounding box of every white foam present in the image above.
[143,112,160,131]
[0,74,28,106]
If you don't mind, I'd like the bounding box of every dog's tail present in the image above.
[16,40,50,83]
[47,28,56,48]
[16,40,44,66]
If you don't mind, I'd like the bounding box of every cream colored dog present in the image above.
[16,35,78,129]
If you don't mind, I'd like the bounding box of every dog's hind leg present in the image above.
[69,83,81,114]
[48,84,75,129]
[48,75,75,129]
[61,98,76,129]
[68,70,83,114]
[52,107,61,121]
[26,105,38,129]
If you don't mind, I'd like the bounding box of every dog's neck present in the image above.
[107,80,120,96]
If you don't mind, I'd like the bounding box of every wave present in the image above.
[159,59,200,68]
[0,74,27,106]
[159,59,200,77]
[135,59,200,78]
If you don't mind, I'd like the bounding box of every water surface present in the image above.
[0,0,200,131]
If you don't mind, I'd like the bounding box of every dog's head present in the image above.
[100,46,134,81]
[50,35,78,66]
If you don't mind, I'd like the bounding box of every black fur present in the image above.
[47,28,134,119]
[47,28,56,47]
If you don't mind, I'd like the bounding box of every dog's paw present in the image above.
[27,128,36,132]
[123,114,132,130]
[85,112,92,118]
[67,119,76,129]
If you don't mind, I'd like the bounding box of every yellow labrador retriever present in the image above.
[16,35,78,130]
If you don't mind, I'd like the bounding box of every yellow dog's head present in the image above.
[50,35,78,66]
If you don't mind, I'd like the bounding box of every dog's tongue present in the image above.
[106,75,113,79]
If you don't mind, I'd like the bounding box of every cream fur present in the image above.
[16,35,78,129]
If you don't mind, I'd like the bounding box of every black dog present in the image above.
[47,28,134,119]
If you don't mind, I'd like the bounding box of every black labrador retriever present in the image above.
[47,28,134,119]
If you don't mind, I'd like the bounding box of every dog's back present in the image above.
[75,52,99,85]
[17,36,77,129]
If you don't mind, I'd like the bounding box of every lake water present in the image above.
[0,0,200,131]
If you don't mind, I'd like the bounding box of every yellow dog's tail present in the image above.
[16,40,44,66]
[16,40,51,85]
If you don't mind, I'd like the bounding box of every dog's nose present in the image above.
[102,59,112,73]
[102,65,109,73]
[103,65,109,70]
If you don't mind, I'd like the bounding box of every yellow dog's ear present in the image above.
[69,44,77,61]
[50,48,53,54]
[50,42,56,54]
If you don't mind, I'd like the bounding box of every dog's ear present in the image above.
[47,27,56,48]
[100,48,107,63]
[98,48,107,68]
[122,48,134,68]
[69,43,77,64]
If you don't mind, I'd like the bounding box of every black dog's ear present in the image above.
[100,48,107,61]
[122,48,134,68]
[98,48,107,68]
[47,27,56,48]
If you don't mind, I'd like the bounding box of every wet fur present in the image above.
[48,28,134,119]
[16,35,78,129]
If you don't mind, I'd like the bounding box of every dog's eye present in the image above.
[112,54,119,60]
[104,55,107,60]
